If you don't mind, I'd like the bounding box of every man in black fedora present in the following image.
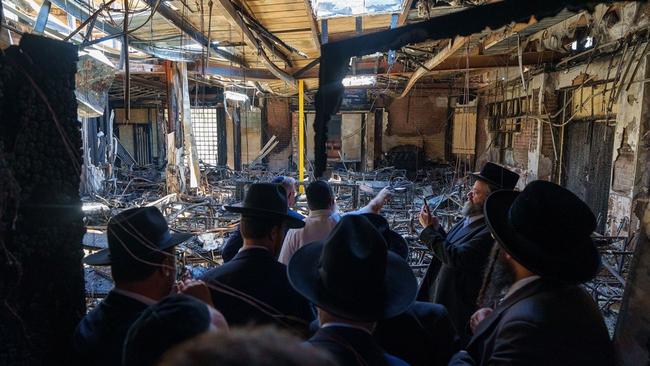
[288,215,417,366]
[201,183,314,335]
[361,213,458,366]
[221,176,304,262]
[418,162,519,342]
[449,180,614,365]
[72,207,195,366]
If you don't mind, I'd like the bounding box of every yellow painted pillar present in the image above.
[298,79,305,193]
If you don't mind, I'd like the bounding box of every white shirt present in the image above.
[279,209,339,264]
[112,287,157,306]
[503,275,541,301]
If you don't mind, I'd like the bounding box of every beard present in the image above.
[478,244,516,307]
[462,200,483,217]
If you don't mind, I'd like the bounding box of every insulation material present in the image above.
[452,105,477,155]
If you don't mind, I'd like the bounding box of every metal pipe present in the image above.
[123,0,130,123]
[298,79,305,194]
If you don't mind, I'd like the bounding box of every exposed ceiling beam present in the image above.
[397,0,415,26]
[215,0,296,86]
[203,51,559,82]
[302,0,321,51]
[205,64,277,80]
[231,2,294,66]
[481,19,537,52]
[141,0,246,67]
[399,36,468,98]
[293,58,320,78]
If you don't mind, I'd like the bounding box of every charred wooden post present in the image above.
[0,34,85,365]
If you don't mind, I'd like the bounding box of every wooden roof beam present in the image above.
[215,0,296,86]
[399,36,468,98]
[302,0,321,51]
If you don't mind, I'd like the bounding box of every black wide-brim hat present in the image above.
[288,215,417,322]
[84,207,193,266]
[471,162,520,190]
[225,183,305,229]
[484,180,601,283]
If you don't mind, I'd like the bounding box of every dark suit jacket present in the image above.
[308,326,409,366]
[449,279,615,366]
[417,217,493,340]
[72,291,149,366]
[201,247,314,336]
[221,210,304,263]
[374,302,458,366]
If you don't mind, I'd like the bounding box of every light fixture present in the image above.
[224,91,249,102]
[342,75,376,87]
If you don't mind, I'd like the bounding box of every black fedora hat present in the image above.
[471,162,519,190]
[83,207,193,266]
[225,183,304,229]
[287,215,417,322]
[360,213,409,260]
[484,180,601,283]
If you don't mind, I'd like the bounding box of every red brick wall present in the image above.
[387,95,448,135]
[385,94,449,161]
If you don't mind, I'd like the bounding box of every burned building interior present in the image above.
[1,0,650,365]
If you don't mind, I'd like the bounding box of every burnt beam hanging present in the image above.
[141,0,246,67]
[312,0,620,178]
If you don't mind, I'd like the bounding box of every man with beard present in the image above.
[449,181,614,365]
[418,162,519,342]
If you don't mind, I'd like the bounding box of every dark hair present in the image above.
[158,327,337,366]
[240,216,282,240]
[111,246,173,284]
[306,180,333,210]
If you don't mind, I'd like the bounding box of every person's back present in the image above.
[464,280,613,366]
[374,301,458,366]
[73,291,148,366]
[201,247,313,334]
[279,180,336,264]
[203,184,313,335]
[309,326,409,366]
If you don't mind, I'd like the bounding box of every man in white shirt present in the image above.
[279,181,392,265]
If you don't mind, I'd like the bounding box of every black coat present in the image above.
[374,302,458,366]
[417,218,493,340]
[449,279,615,366]
[308,326,409,366]
[72,291,149,366]
[201,247,314,336]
